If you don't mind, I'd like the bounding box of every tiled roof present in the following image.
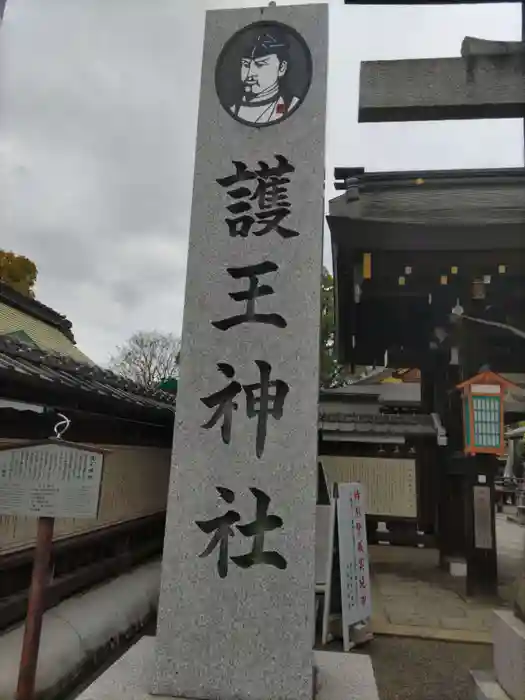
[320,383,421,405]
[0,333,439,434]
[0,336,176,419]
[319,411,436,436]
[0,301,93,364]
[0,282,75,341]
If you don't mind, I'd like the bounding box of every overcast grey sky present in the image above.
[0,0,521,365]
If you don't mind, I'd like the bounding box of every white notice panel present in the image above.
[0,442,103,519]
[337,482,372,642]
[320,456,417,518]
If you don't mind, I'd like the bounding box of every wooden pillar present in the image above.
[465,456,498,597]
[420,367,435,415]
[457,341,498,596]
[423,351,467,564]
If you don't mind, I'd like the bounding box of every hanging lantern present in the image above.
[456,371,518,456]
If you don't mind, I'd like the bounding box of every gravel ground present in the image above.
[363,636,492,700]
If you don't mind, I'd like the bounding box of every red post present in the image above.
[16,516,55,700]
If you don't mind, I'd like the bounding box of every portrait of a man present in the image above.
[232,31,298,125]
[216,21,312,128]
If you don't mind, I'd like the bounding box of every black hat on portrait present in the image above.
[215,21,312,128]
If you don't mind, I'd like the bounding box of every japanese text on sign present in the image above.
[0,443,103,519]
[337,482,372,626]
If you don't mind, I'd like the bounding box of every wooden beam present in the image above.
[329,217,525,251]
[359,54,525,122]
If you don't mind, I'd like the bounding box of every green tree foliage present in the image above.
[0,250,37,298]
[319,267,343,388]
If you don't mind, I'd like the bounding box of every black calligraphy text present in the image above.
[212,261,286,331]
[217,155,299,239]
[200,361,288,458]
[196,487,287,578]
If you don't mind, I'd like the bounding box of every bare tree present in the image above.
[109,331,180,390]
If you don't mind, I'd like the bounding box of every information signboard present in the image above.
[0,442,103,519]
[320,456,417,518]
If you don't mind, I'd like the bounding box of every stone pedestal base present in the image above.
[516,578,525,623]
[472,610,525,700]
[472,671,511,700]
[76,636,380,700]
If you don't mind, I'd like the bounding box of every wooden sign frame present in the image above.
[0,439,107,519]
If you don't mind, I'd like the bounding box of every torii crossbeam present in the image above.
[348,0,525,157]
[359,38,525,123]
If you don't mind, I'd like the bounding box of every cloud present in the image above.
[0,0,521,363]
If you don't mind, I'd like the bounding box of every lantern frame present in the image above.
[456,371,519,456]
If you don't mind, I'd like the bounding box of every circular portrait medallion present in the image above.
[215,21,313,128]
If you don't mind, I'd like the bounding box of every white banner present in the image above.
[337,482,372,633]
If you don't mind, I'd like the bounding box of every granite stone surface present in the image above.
[516,576,525,622]
[359,54,525,123]
[514,535,525,621]
[493,609,525,700]
[153,5,328,700]
[77,639,380,700]
[472,671,512,700]
[461,37,525,57]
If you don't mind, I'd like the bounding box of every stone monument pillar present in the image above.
[152,5,328,700]
[516,544,525,622]
[70,5,380,700]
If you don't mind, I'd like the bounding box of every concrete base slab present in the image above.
[371,619,492,645]
[472,671,511,700]
[493,610,525,700]
[315,650,379,700]
[76,637,380,700]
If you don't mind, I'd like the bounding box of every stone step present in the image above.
[472,670,511,700]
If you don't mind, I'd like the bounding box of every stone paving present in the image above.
[369,514,524,643]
